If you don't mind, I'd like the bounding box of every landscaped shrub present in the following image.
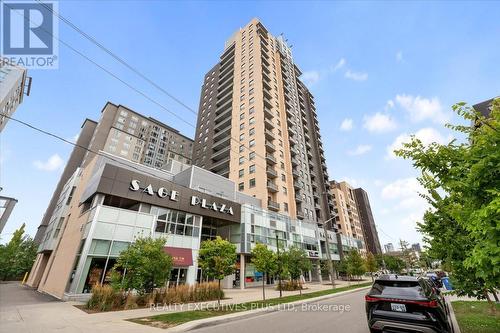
[276,280,303,291]
[159,282,223,304]
[85,281,224,312]
[86,284,124,311]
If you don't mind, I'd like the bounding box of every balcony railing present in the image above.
[268,200,280,211]
[266,153,277,165]
[266,167,277,178]
[267,182,278,192]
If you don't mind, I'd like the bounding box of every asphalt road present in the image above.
[194,288,370,333]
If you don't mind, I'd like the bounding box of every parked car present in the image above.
[425,272,444,288]
[365,274,453,333]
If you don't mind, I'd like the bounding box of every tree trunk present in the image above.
[299,279,302,296]
[484,289,496,313]
[218,279,221,307]
[262,273,266,301]
[491,289,499,303]
[371,273,374,282]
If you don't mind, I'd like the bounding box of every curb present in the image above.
[167,285,371,332]
[445,297,461,333]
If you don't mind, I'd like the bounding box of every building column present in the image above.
[240,254,245,290]
[317,264,322,283]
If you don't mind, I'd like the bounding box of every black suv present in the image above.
[365,275,453,333]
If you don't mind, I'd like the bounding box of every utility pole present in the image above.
[323,218,336,288]
[276,233,282,298]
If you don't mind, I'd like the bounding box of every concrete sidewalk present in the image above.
[0,279,369,333]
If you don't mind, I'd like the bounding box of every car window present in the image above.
[371,280,425,298]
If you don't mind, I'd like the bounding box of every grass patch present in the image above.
[130,282,372,328]
[452,301,500,333]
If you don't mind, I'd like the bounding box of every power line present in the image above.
[35,0,198,116]
[2,114,194,184]
[4,3,275,180]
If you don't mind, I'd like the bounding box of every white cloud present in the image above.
[348,144,372,156]
[344,70,368,81]
[373,179,386,187]
[386,127,450,159]
[331,58,346,72]
[395,94,450,124]
[33,154,65,172]
[340,118,353,131]
[363,112,398,133]
[71,133,79,143]
[381,178,423,200]
[386,99,395,109]
[301,70,320,86]
[396,51,404,63]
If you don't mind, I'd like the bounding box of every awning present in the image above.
[163,247,193,266]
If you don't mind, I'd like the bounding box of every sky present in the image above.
[1,1,499,249]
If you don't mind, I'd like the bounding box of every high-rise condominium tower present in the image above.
[330,180,366,252]
[192,19,334,227]
[34,102,193,243]
[354,187,382,255]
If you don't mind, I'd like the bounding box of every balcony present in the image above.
[266,153,277,165]
[212,136,231,151]
[212,145,230,162]
[210,156,230,172]
[291,157,299,166]
[292,168,300,178]
[264,107,274,119]
[263,95,272,108]
[265,140,276,153]
[290,146,298,156]
[213,123,231,143]
[266,167,277,178]
[267,181,278,193]
[214,108,231,125]
[293,181,301,190]
[295,194,303,202]
[268,200,280,212]
[289,135,297,146]
[264,129,274,140]
[296,210,305,220]
[264,118,275,130]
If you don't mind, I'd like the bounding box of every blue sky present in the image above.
[1,1,499,248]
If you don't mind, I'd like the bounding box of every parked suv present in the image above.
[365,275,453,333]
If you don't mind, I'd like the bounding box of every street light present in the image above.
[322,216,337,288]
[275,233,282,298]
[321,190,343,289]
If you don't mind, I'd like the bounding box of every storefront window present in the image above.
[88,239,111,255]
[154,208,200,238]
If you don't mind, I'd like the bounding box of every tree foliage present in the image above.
[345,250,366,279]
[284,245,312,281]
[251,243,277,300]
[383,255,406,274]
[395,99,500,302]
[0,223,37,281]
[198,236,237,305]
[112,237,172,294]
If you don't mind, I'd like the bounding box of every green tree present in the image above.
[365,252,378,281]
[345,250,366,282]
[283,245,312,295]
[0,223,37,281]
[395,99,500,308]
[112,237,172,294]
[384,255,406,274]
[250,243,277,300]
[399,240,417,271]
[198,236,237,305]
